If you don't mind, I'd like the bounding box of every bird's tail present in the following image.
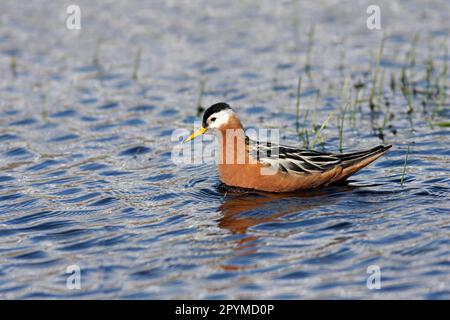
[339,144,392,168]
[331,144,392,184]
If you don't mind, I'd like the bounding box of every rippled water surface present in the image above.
[0,0,449,299]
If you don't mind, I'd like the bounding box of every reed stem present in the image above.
[400,145,410,188]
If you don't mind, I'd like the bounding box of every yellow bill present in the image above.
[184,127,207,142]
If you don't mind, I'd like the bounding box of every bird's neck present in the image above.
[217,118,249,165]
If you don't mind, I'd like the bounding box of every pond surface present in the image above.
[0,0,449,299]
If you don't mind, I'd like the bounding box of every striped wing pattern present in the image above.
[247,138,389,174]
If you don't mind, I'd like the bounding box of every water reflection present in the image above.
[216,187,358,272]
[218,186,357,235]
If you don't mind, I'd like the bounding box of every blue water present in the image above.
[0,0,449,299]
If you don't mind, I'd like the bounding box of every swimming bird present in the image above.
[185,102,391,192]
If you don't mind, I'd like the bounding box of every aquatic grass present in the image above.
[304,25,315,75]
[292,0,301,62]
[377,68,391,141]
[389,48,400,94]
[369,36,384,111]
[295,76,302,132]
[339,76,350,102]
[196,80,206,116]
[301,109,310,149]
[132,47,142,80]
[436,42,448,115]
[293,76,310,148]
[350,81,363,127]
[401,68,414,114]
[390,71,396,93]
[423,57,435,108]
[400,59,408,89]
[400,145,410,188]
[338,102,349,153]
[408,33,420,85]
[10,55,17,78]
[377,112,389,142]
[423,39,436,106]
[312,89,320,133]
[338,37,346,73]
[402,74,413,101]
[93,38,102,67]
[337,78,351,152]
[311,111,334,150]
[42,84,49,122]
[434,122,450,127]
[400,34,421,115]
[426,40,449,120]
[378,93,393,142]
[377,68,385,106]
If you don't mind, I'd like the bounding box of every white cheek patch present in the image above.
[209,110,232,129]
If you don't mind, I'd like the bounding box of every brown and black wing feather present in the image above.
[247,138,391,175]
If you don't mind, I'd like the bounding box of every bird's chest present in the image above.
[217,163,262,189]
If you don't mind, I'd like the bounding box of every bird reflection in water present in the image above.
[216,183,357,271]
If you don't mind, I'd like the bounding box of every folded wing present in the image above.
[247,138,391,175]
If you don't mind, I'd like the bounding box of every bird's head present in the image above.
[185,102,240,141]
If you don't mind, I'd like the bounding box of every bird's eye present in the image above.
[210,117,216,122]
